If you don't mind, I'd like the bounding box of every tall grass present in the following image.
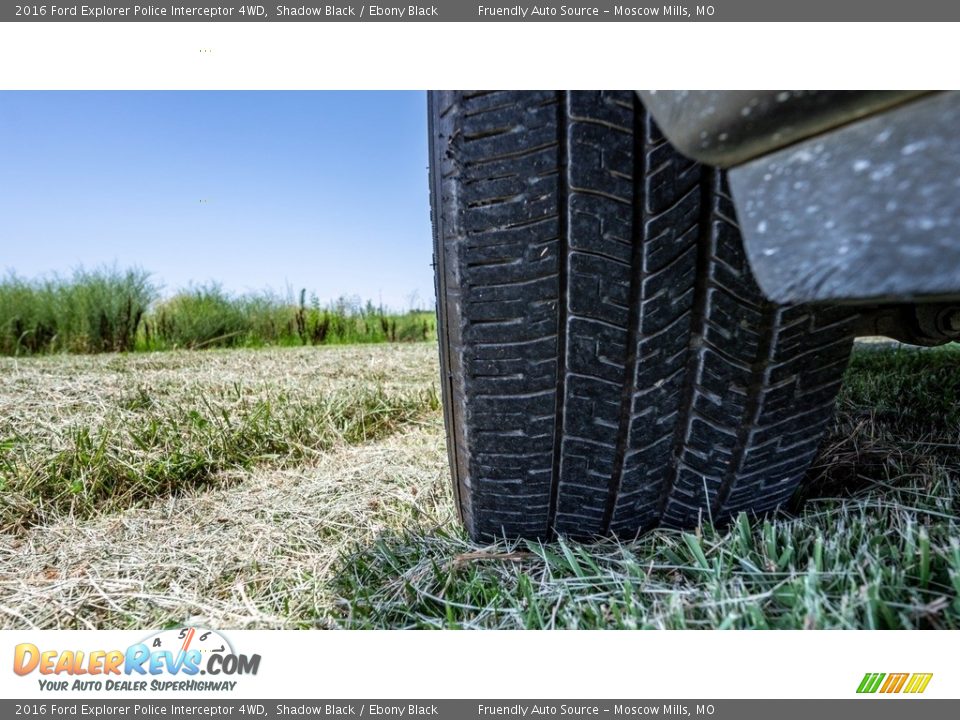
[143,287,435,350]
[0,269,435,355]
[146,284,252,349]
[0,268,155,355]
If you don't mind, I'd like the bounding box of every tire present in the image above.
[430,90,856,541]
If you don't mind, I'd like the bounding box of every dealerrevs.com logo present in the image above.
[13,627,261,692]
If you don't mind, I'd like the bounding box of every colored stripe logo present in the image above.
[857,672,933,694]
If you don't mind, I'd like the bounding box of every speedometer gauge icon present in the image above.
[142,627,234,659]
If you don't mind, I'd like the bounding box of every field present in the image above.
[0,342,958,629]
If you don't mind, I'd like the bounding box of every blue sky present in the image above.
[0,91,433,311]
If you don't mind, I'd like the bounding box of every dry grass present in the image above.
[0,346,438,528]
[0,422,451,629]
[0,344,437,432]
[0,344,447,628]
[1,342,958,630]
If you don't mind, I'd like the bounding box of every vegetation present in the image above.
[0,268,155,355]
[0,385,437,531]
[0,345,439,533]
[332,345,960,629]
[1,342,958,630]
[0,268,435,355]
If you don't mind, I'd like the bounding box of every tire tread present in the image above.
[430,90,854,540]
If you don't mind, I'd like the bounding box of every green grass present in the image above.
[0,267,155,354]
[143,287,435,350]
[0,268,435,355]
[331,344,960,629]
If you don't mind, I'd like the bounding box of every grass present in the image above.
[144,286,435,350]
[0,267,154,355]
[0,345,438,533]
[0,383,436,532]
[0,268,435,355]
[0,342,957,629]
[331,344,960,630]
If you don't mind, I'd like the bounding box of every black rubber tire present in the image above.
[430,90,856,541]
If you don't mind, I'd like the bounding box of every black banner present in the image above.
[2,700,957,719]
[3,1,959,22]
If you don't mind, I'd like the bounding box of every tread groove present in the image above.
[657,166,715,527]
[601,94,647,535]
[712,304,780,517]
[546,91,570,538]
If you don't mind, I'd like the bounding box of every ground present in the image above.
[0,343,958,629]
